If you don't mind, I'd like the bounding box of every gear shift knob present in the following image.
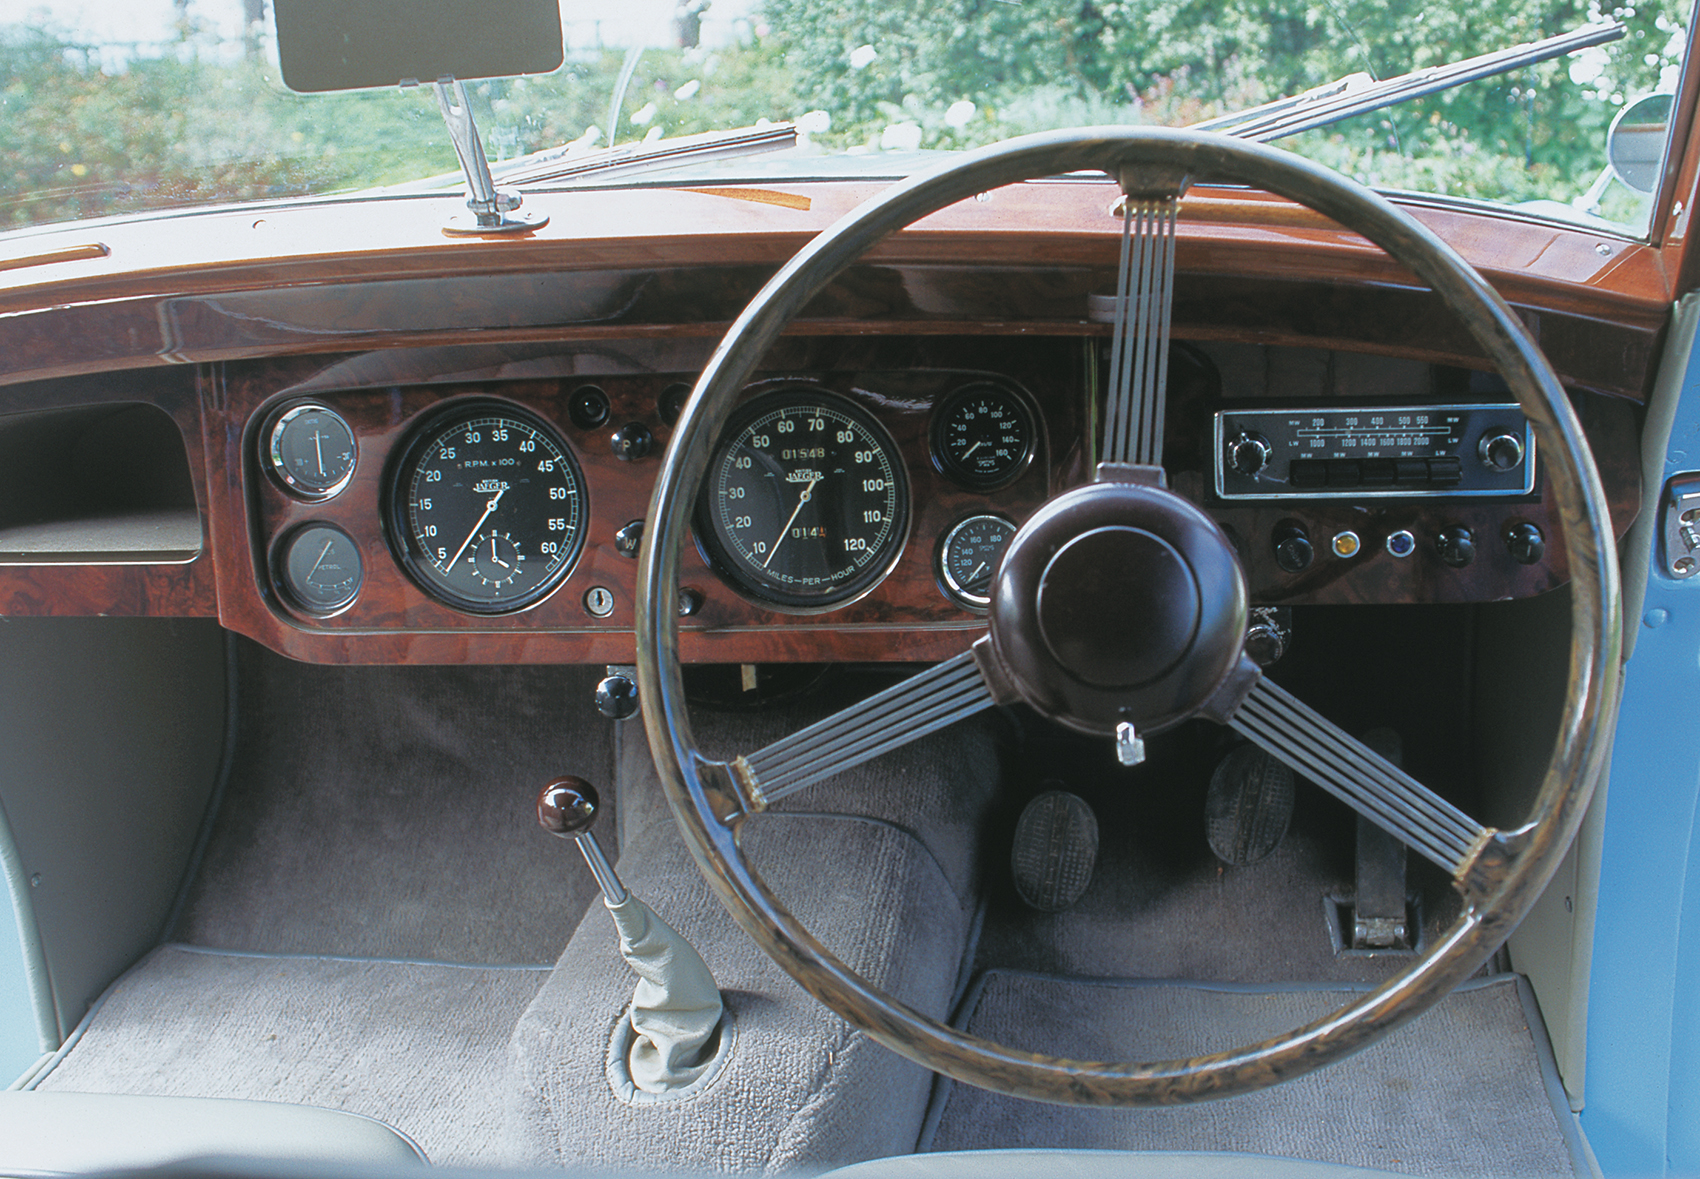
[538,776,601,835]
[537,776,627,905]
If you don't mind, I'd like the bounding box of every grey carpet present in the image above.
[505,813,977,1173]
[927,971,1576,1178]
[172,642,614,964]
[32,944,546,1167]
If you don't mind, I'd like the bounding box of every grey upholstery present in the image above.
[0,1092,425,1175]
[826,1149,1409,1179]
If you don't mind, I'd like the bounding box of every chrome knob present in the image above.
[1478,431,1525,471]
[1228,432,1273,476]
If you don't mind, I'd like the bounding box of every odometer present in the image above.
[388,404,586,614]
[698,390,909,610]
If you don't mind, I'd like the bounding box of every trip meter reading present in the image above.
[388,404,587,614]
[698,389,910,610]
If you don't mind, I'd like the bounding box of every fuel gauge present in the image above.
[938,514,1017,610]
[277,523,363,615]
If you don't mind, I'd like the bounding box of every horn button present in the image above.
[986,475,1249,737]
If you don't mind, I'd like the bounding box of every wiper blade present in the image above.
[1195,21,1627,142]
[495,123,799,187]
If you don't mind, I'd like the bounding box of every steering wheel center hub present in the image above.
[987,475,1248,736]
[1037,526,1200,689]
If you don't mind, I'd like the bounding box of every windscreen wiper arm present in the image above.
[496,123,799,188]
[1193,21,1627,142]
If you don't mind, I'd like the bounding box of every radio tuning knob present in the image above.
[1478,431,1525,471]
[1228,432,1273,476]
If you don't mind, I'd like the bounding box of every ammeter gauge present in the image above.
[267,403,357,499]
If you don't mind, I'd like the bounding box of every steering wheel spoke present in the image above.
[1102,187,1182,469]
[1228,678,1489,878]
[731,651,995,807]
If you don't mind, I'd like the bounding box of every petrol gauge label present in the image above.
[699,390,910,610]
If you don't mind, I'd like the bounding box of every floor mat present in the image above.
[927,971,1578,1178]
[171,643,613,964]
[32,945,547,1167]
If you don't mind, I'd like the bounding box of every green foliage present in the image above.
[0,0,1690,231]
[755,0,1689,211]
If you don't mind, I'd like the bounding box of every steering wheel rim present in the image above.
[635,127,1621,1105]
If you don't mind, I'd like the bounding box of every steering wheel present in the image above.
[635,127,1621,1104]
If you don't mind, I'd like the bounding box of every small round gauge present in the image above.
[938,514,1018,609]
[268,404,357,498]
[277,523,363,614]
[388,404,587,614]
[697,389,909,611]
[931,384,1036,490]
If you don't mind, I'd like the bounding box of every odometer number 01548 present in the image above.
[699,390,909,610]
[390,404,587,614]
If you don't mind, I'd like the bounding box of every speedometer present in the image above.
[388,403,586,614]
[697,389,910,611]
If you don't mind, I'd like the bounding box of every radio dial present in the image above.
[1228,432,1273,476]
[1478,431,1525,471]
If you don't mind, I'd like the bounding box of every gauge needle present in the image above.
[967,561,989,583]
[488,536,512,570]
[307,538,334,579]
[445,487,507,572]
[313,429,325,476]
[959,441,984,460]
[763,477,818,569]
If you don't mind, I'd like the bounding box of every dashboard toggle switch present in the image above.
[1505,522,1545,565]
[1436,526,1476,568]
[1273,521,1313,573]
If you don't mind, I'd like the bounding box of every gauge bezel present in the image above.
[928,382,1038,491]
[265,402,358,500]
[274,521,363,617]
[695,387,911,614]
[385,400,587,615]
[936,513,1018,611]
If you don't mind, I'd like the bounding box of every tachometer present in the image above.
[697,389,909,610]
[388,403,586,614]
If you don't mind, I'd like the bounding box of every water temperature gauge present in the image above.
[938,514,1018,610]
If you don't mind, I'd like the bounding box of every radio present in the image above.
[1212,404,1535,500]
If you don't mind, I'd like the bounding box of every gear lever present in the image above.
[538,777,726,1093]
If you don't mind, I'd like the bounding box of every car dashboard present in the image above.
[0,178,1660,663]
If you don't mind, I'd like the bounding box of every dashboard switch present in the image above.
[611,422,654,461]
[1436,526,1476,568]
[615,520,644,557]
[1506,522,1545,565]
[1273,522,1313,573]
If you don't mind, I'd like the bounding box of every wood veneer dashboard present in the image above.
[0,177,1663,665]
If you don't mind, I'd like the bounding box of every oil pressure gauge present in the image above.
[938,514,1017,610]
[931,384,1036,490]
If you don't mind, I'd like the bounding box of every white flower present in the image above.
[795,109,831,135]
[1569,46,1608,87]
[945,100,977,129]
[881,122,922,151]
[849,44,878,70]
[643,126,663,143]
[630,101,658,127]
[674,79,702,100]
